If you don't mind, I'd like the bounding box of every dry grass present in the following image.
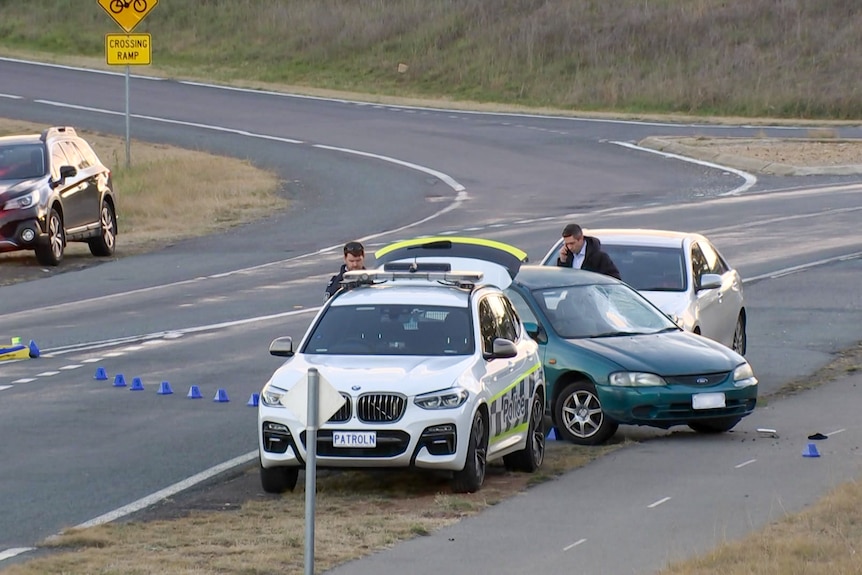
[659,479,862,575]
[2,1,862,118]
[1,442,620,575]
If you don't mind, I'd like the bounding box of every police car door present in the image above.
[478,294,530,460]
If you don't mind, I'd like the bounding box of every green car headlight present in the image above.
[261,385,286,407]
[608,372,667,387]
[414,387,469,410]
[732,363,758,388]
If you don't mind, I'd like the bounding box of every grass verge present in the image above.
[1,442,621,574]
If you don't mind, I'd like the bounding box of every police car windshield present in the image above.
[303,304,474,356]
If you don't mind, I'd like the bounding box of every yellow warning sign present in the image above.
[98,0,159,34]
[106,34,152,66]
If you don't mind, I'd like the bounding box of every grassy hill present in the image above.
[1,0,860,118]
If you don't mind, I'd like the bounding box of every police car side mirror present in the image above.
[269,336,294,357]
[484,338,517,360]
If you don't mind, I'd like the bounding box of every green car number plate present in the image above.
[692,392,726,410]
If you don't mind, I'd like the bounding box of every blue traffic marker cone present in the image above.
[157,381,174,395]
[130,377,145,391]
[546,427,558,441]
[213,388,230,403]
[247,392,260,407]
[94,367,108,380]
[802,443,821,458]
[113,373,127,387]
[187,385,203,399]
[28,340,40,358]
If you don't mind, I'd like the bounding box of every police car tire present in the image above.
[553,380,618,446]
[503,394,545,472]
[451,410,488,493]
[260,462,299,494]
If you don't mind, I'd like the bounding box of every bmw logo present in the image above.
[351,385,361,391]
[696,377,709,384]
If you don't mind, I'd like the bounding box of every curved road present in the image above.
[0,58,861,572]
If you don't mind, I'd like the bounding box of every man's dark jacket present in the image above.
[324,264,348,300]
[556,236,621,280]
[325,264,367,300]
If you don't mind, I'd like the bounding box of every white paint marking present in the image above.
[36,371,60,377]
[73,451,257,529]
[826,428,846,437]
[59,364,83,370]
[122,346,144,352]
[80,358,102,363]
[744,252,862,283]
[0,93,23,99]
[563,538,587,551]
[735,459,757,469]
[0,547,35,562]
[103,351,125,357]
[1,56,820,129]
[11,378,36,384]
[47,308,319,356]
[647,497,672,508]
[0,385,12,391]
[610,140,757,195]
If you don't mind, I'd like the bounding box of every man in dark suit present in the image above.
[325,241,366,300]
[555,223,621,280]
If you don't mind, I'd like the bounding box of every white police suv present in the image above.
[258,238,546,493]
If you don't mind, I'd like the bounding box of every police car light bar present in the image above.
[341,269,484,288]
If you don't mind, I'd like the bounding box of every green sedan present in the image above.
[505,265,758,445]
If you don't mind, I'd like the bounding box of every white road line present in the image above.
[80,358,102,363]
[35,371,60,377]
[0,93,23,99]
[0,547,35,562]
[11,378,36,384]
[122,346,144,352]
[609,140,757,195]
[826,428,846,437]
[73,451,258,529]
[59,364,83,370]
[647,497,672,508]
[0,385,12,391]
[563,538,587,551]
[735,459,758,469]
[103,351,126,356]
[744,252,862,283]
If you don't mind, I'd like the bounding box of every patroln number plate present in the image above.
[692,392,726,410]
[332,431,377,448]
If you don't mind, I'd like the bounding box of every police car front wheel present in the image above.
[451,411,488,493]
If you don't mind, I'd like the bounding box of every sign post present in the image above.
[279,370,345,575]
[97,0,159,167]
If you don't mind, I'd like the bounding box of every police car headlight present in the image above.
[414,387,469,410]
[261,385,287,407]
[732,363,758,388]
[3,190,38,210]
[609,372,667,387]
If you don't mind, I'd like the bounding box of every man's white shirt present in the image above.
[572,243,586,269]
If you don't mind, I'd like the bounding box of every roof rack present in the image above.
[40,126,77,142]
[341,269,484,290]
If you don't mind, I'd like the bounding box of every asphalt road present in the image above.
[0,57,861,572]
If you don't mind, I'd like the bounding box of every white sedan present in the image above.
[543,228,746,355]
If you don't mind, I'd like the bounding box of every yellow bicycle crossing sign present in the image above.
[98,0,158,33]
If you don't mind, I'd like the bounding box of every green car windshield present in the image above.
[531,284,678,339]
